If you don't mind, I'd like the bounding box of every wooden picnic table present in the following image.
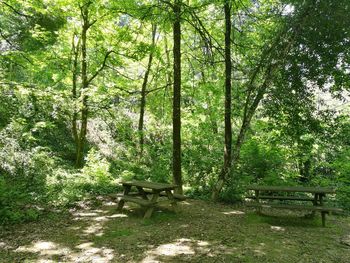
[117,180,183,219]
[247,185,335,205]
[246,185,342,227]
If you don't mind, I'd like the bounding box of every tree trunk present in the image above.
[71,33,80,148]
[223,0,232,177]
[76,5,89,168]
[212,0,232,200]
[173,0,183,194]
[212,64,275,200]
[138,24,157,156]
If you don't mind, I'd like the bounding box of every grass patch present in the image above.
[246,211,321,227]
[142,210,178,226]
[104,228,132,238]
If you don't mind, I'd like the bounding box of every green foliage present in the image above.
[80,149,116,194]
[1,0,350,225]
[47,149,117,207]
[0,129,53,223]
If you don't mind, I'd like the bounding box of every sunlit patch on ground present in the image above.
[222,210,245,215]
[15,241,70,258]
[71,209,109,219]
[15,240,115,263]
[102,201,118,206]
[141,238,205,262]
[70,242,115,263]
[108,213,128,218]
[252,242,267,256]
[141,238,239,262]
[270,225,285,231]
[83,222,104,236]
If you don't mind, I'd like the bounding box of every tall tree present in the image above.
[212,0,318,198]
[138,24,157,155]
[173,0,183,193]
[213,0,233,200]
[75,1,112,167]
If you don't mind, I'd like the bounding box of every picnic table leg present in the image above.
[321,211,328,227]
[143,191,160,219]
[319,194,326,227]
[311,193,318,218]
[319,194,324,206]
[165,189,178,213]
[255,190,261,214]
[137,187,149,200]
[117,185,131,211]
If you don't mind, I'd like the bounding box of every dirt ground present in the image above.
[1,196,349,263]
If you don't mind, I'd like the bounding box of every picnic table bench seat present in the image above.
[127,189,187,200]
[246,202,342,212]
[119,195,156,207]
[246,195,315,201]
[246,185,343,227]
[246,202,343,227]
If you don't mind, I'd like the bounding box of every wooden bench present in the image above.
[246,185,343,227]
[246,195,315,201]
[119,196,156,207]
[246,202,343,227]
[127,189,187,201]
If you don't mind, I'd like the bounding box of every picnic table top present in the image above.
[247,185,336,194]
[121,180,178,191]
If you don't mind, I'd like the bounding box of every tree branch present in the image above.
[87,50,113,84]
[0,1,31,19]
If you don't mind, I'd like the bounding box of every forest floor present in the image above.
[1,196,350,263]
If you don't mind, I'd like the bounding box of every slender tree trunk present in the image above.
[163,35,172,119]
[212,0,232,200]
[212,64,275,199]
[173,0,183,194]
[138,24,157,155]
[76,5,89,168]
[201,70,218,135]
[211,0,315,199]
[223,1,232,175]
[71,33,80,148]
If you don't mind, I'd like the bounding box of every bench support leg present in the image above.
[144,207,154,219]
[166,190,178,213]
[311,193,318,218]
[117,200,125,211]
[117,185,131,211]
[143,191,160,219]
[321,211,328,227]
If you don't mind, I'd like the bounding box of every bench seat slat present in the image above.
[246,195,315,201]
[246,202,343,212]
[120,196,155,206]
[172,194,187,201]
[129,189,187,200]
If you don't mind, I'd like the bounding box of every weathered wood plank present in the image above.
[246,202,343,212]
[173,193,186,201]
[120,196,155,207]
[246,195,315,201]
[138,189,186,200]
[247,185,335,194]
[122,180,177,191]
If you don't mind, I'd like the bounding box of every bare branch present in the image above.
[0,1,31,19]
[87,50,113,84]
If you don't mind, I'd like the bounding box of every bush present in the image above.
[0,134,52,223]
[47,149,118,207]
